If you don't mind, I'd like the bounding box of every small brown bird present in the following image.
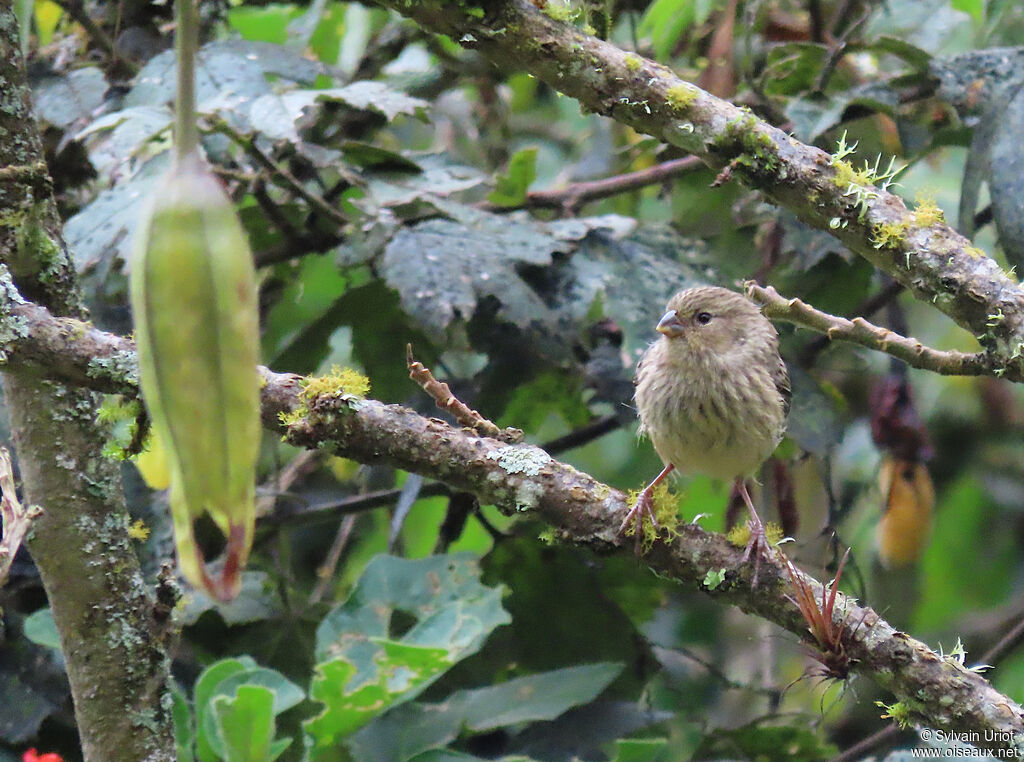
[621,286,790,580]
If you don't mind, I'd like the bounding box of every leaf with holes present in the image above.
[305,554,510,750]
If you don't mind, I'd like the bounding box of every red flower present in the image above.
[22,749,64,762]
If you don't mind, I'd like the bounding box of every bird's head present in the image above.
[656,285,771,358]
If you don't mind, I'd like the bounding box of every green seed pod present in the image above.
[131,152,260,601]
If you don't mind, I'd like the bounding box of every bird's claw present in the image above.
[619,487,660,554]
[741,517,773,587]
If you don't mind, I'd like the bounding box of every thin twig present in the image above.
[800,279,905,365]
[263,483,452,527]
[204,118,349,229]
[981,613,1024,667]
[407,344,523,443]
[308,514,357,604]
[256,450,325,518]
[478,155,705,214]
[541,414,621,455]
[0,447,42,588]
[747,283,1006,379]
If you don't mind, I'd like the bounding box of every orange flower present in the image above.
[22,749,64,762]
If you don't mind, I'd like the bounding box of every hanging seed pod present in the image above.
[131,152,260,601]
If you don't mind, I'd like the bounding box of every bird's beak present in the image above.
[656,309,685,337]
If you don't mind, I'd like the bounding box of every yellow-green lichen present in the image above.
[623,481,679,550]
[278,365,371,428]
[831,158,874,191]
[965,245,985,259]
[624,53,643,73]
[128,519,151,541]
[875,700,913,729]
[911,194,945,227]
[726,521,783,548]
[542,0,575,22]
[871,220,910,249]
[666,83,697,110]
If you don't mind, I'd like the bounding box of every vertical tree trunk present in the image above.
[0,7,175,761]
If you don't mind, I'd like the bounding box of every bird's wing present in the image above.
[775,356,792,419]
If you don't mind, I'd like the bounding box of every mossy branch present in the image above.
[372,0,1024,374]
[0,8,175,760]
[746,283,1009,379]
[3,290,1023,752]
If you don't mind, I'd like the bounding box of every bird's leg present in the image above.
[736,478,773,586]
[619,464,675,552]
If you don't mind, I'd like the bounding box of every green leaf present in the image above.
[172,682,196,762]
[613,738,669,762]
[65,153,170,279]
[178,571,280,626]
[692,719,837,760]
[305,554,510,748]
[487,148,538,207]
[857,36,933,70]
[638,0,695,60]
[445,663,623,731]
[34,67,107,128]
[194,658,303,762]
[305,641,452,747]
[228,6,298,44]
[951,0,984,22]
[126,40,320,110]
[245,83,428,142]
[196,658,259,762]
[262,255,351,369]
[22,608,60,651]
[210,685,292,762]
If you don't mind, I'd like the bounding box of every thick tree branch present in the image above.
[747,283,1008,379]
[2,294,1022,752]
[0,9,174,761]
[374,0,1024,373]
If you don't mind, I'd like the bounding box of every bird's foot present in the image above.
[741,516,775,587]
[618,487,661,554]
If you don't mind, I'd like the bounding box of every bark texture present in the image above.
[0,8,175,761]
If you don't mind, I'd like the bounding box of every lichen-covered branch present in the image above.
[746,283,1008,378]
[0,8,174,761]
[373,0,1024,374]
[1,294,1021,751]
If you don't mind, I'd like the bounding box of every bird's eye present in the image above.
[695,311,712,325]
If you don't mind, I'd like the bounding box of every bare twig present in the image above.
[478,155,705,214]
[407,344,523,443]
[0,447,42,588]
[541,414,621,455]
[204,118,350,229]
[747,283,1006,379]
[263,483,451,527]
[308,514,357,604]
[800,279,904,365]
